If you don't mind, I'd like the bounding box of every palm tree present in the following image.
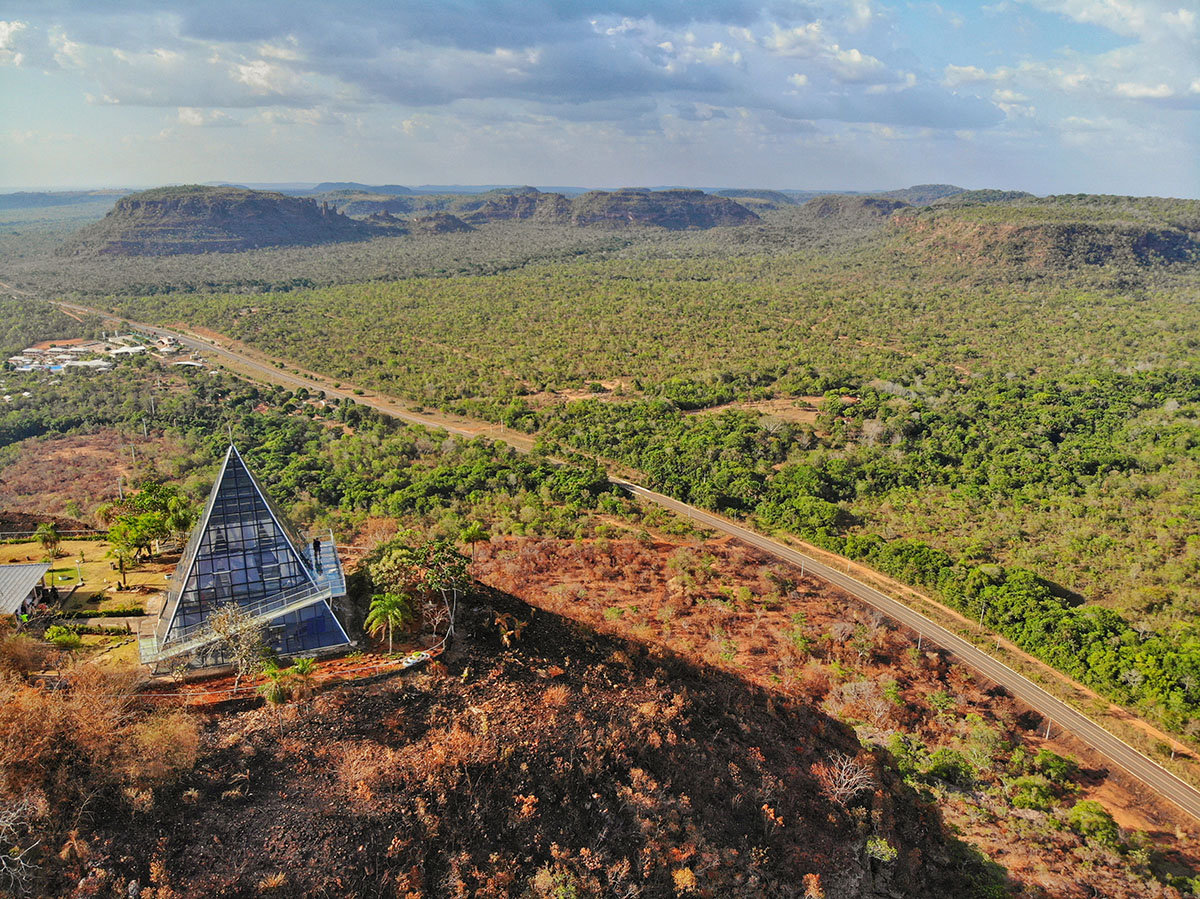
[288,657,317,701]
[93,502,124,529]
[365,592,413,655]
[460,521,489,564]
[257,662,292,737]
[34,522,61,559]
[164,495,196,548]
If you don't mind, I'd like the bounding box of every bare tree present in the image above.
[0,798,39,894]
[206,604,266,690]
[811,752,876,807]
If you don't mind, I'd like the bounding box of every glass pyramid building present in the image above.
[139,445,351,667]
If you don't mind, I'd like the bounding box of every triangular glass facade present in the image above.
[155,445,350,661]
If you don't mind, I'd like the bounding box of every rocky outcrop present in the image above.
[569,188,760,229]
[60,186,377,256]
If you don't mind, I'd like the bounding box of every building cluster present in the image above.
[5,334,182,373]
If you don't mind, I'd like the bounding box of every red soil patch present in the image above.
[0,431,182,517]
[28,337,94,349]
[686,396,822,424]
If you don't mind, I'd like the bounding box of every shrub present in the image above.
[57,607,145,619]
[924,747,974,788]
[126,710,200,786]
[928,689,956,715]
[885,732,923,779]
[1034,749,1079,785]
[812,752,876,806]
[1010,775,1056,810]
[0,635,47,676]
[866,836,898,863]
[1067,800,1120,847]
[0,663,200,827]
[43,625,82,649]
[73,624,131,636]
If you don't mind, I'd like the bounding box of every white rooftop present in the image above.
[0,563,49,615]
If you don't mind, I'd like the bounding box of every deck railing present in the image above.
[138,581,335,665]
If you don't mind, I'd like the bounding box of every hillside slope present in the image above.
[328,186,761,230]
[94,588,991,899]
[571,188,760,229]
[891,195,1200,268]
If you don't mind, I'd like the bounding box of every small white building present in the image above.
[0,563,50,618]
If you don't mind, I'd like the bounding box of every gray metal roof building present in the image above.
[0,563,49,615]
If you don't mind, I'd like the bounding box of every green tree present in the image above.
[43,624,81,650]
[1067,800,1120,847]
[1010,775,1056,811]
[34,522,61,559]
[365,592,414,654]
[105,522,138,588]
[164,494,197,546]
[370,534,469,640]
[460,520,489,563]
[257,661,292,737]
[289,657,317,701]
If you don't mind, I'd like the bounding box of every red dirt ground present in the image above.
[0,431,182,517]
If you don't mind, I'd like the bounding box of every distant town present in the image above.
[3,332,208,375]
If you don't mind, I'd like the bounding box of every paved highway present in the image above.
[60,302,1200,822]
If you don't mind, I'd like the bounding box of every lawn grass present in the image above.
[1,539,171,613]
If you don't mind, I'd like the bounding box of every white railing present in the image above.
[138,581,334,665]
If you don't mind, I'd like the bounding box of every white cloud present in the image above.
[0,20,25,47]
[0,0,1193,194]
[830,46,887,82]
[177,107,236,126]
[676,39,743,67]
[1060,114,1118,130]
[257,41,302,62]
[234,60,294,94]
[1114,81,1173,98]
[0,19,25,65]
[1019,0,1199,42]
[50,28,85,68]
[943,64,998,86]
[1164,7,1196,33]
[845,0,878,32]
[763,22,827,57]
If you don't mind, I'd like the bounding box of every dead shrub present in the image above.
[542,685,570,707]
[811,753,876,807]
[0,664,201,892]
[797,663,831,701]
[257,872,288,891]
[337,741,396,798]
[0,635,47,677]
[125,710,200,787]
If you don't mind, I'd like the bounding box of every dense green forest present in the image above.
[5,192,1200,737]
[0,295,100,357]
[0,356,623,543]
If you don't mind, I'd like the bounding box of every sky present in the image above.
[0,1,1197,195]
